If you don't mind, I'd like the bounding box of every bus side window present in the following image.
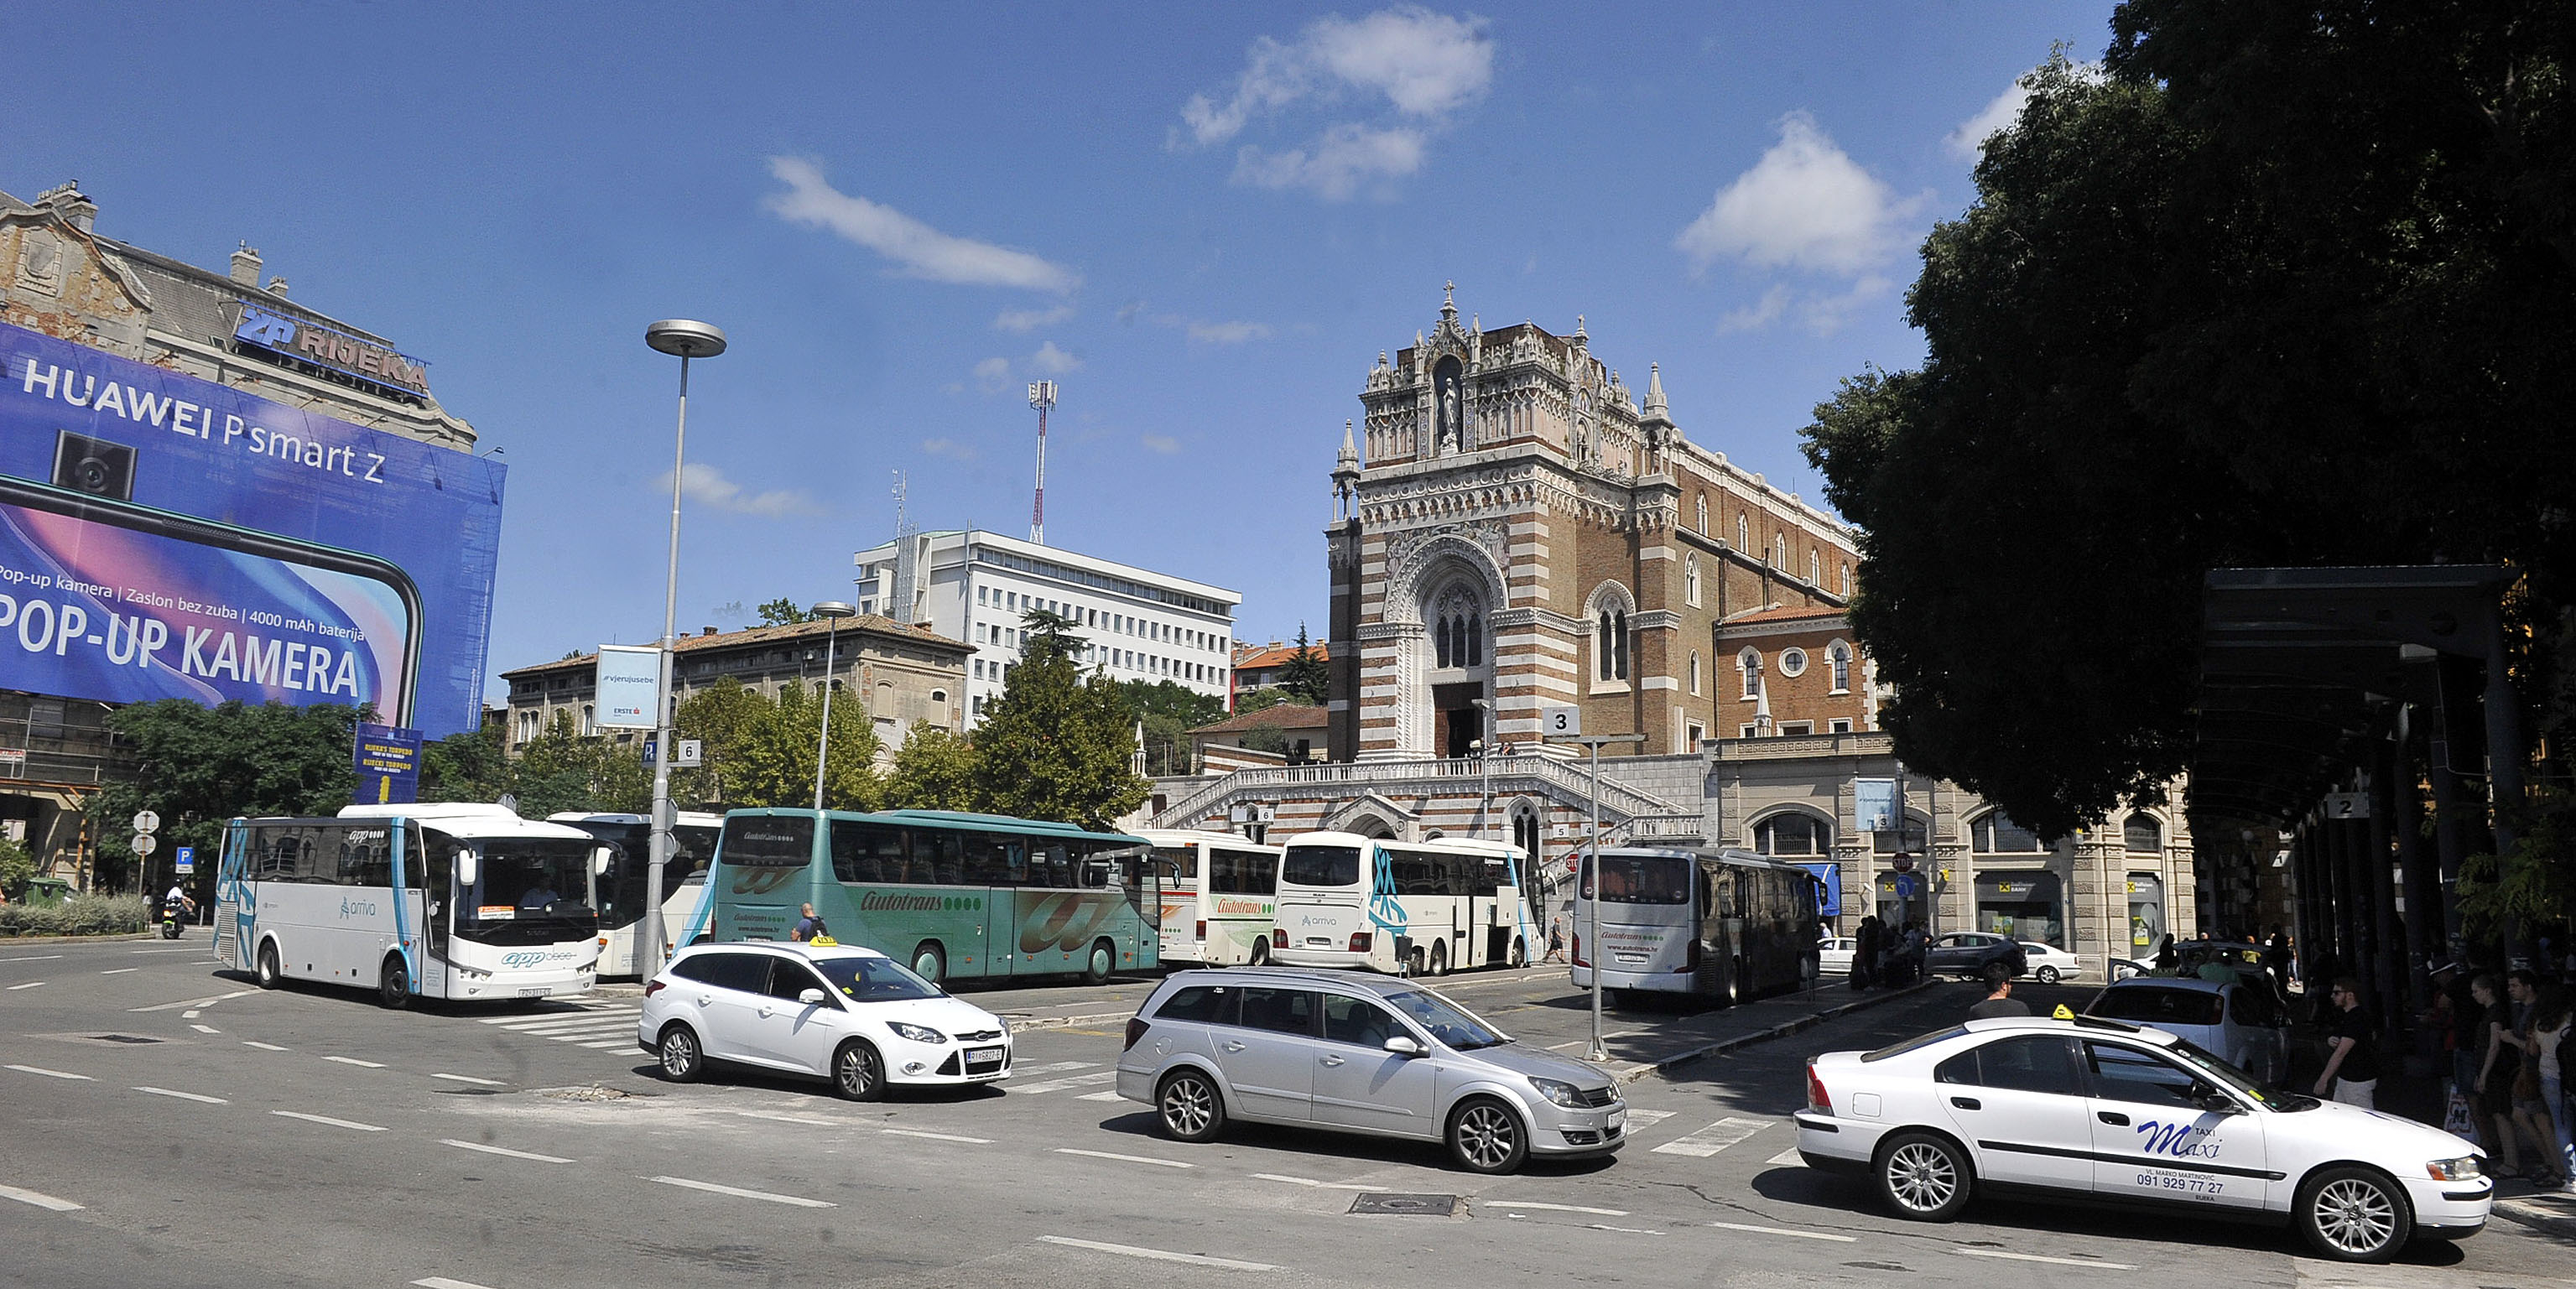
[964,833,1016,886]
[830,820,890,883]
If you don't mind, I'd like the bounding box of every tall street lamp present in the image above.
[809,600,856,810]
[639,318,726,976]
[1471,696,1493,840]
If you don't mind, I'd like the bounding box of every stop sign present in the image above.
[1891,852,1915,873]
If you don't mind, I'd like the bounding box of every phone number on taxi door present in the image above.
[2135,1171,2224,1196]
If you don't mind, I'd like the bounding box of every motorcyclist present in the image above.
[163,883,195,927]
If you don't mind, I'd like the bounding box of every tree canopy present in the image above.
[88,700,362,892]
[757,598,814,626]
[1802,7,2575,839]
[972,609,1148,829]
[1279,624,1330,705]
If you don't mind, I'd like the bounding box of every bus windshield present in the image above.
[722,815,815,866]
[1584,854,1691,904]
[469,839,596,918]
[1283,845,1361,887]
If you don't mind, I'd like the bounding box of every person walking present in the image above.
[1544,916,1565,964]
[1969,965,2029,1019]
[2521,982,2573,1188]
[2264,926,2292,995]
[2500,970,2568,1188]
[2473,973,2538,1180]
[2312,978,2379,1109]
[1853,916,1880,990]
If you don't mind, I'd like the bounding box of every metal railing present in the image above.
[1153,753,1696,834]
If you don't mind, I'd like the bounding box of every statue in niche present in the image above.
[1438,384,1459,452]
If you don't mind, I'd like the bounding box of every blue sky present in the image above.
[3,2,2114,699]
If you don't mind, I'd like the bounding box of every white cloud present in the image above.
[1795,274,1896,336]
[922,438,977,460]
[1945,81,2031,160]
[1140,434,1181,455]
[1716,285,1791,334]
[1030,341,1081,375]
[653,463,818,518]
[1185,320,1272,345]
[1179,7,1490,200]
[1676,112,1928,276]
[973,356,1012,392]
[995,304,1075,333]
[764,157,1080,293]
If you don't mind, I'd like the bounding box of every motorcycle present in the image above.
[160,901,186,939]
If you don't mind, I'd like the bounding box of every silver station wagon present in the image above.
[1115,966,1626,1173]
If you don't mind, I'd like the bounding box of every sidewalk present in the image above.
[2493,1187,2576,1240]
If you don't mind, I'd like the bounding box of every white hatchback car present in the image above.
[639,941,1012,1099]
[1795,1015,2490,1263]
[2017,942,2084,984]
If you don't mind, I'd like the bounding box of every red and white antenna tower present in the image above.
[1027,380,1057,545]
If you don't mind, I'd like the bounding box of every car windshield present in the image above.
[2162,1035,2309,1110]
[813,955,943,1002]
[2086,985,2224,1027]
[1383,988,1507,1050]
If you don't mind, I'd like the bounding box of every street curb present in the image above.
[2491,1195,2576,1241]
[1614,979,1943,1084]
[0,932,162,947]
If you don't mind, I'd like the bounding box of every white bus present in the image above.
[1270,831,1537,976]
[1134,829,1283,967]
[1569,846,1821,1004]
[213,803,611,1006]
[549,811,723,978]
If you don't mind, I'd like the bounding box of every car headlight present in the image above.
[886,1022,947,1044]
[1528,1078,1588,1109]
[2426,1156,2483,1182]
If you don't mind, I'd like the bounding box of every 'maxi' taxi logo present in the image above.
[2134,1120,2223,1158]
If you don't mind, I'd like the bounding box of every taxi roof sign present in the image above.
[2052,1004,2076,1020]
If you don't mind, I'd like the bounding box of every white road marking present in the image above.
[1707,1220,1855,1242]
[1587,1224,1664,1235]
[414,1277,502,1289]
[0,1182,82,1211]
[7,981,44,990]
[443,1139,573,1163]
[434,1073,506,1086]
[127,948,201,954]
[100,968,138,975]
[497,1016,635,1035]
[1054,1147,1192,1169]
[243,1042,289,1052]
[1953,1249,2136,1271]
[6,1064,91,1081]
[190,1024,221,1034]
[1010,1060,1095,1076]
[1652,1116,1772,1157]
[575,1039,634,1050]
[1012,1070,1121,1094]
[131,990,255,1012]
[1485,1200,1628,1215]
[1765,1146,1806,1167]
[1038,1235,1275,1271]
[1621,1108,1677,1129]
[133,1086,227,1104]
[0,954,65,962]
[1248,1173,1376,1191]
[1076,1090,1126,1101]
[182,1010,200,1018]
[323,1056,386,1068]
[882,1129,990,1143]
[733,1110,835,1126]
[271,1110,386,1132]
[648,1175,835,1208]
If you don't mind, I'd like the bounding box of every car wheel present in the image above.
[1430,941,1449,977]
[657,1025,704,1083]
[1875,1132,1973,1220]
[2297,1166,2410,1262]
[1080,938,1115,986]
[2037,965,2060,985]
[1448,1097,1529,1174]
[833,1040,886,1101]
[1156,1068,1225,1142]
[256,941,282,990]
[377,956,410,1009]
[910,942,945,986]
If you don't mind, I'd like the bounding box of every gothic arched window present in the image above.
[1736,512,1749,550]
[1435,615,1453,668]
[1684,555,1702,607]
[1597,611,1615,680]
[1613,611,1630,679]
[1739,647,1763,698]
[1696,495,1709,534]
[1772,533,1787,569]
[1829,640,1853,693]
[1465,612,1481,667]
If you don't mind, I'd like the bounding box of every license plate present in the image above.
[1613,952,1648,964]
[964,1047,1005,1068]
[518,987,550,997]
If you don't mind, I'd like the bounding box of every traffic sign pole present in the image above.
[1545,729,1644,1063]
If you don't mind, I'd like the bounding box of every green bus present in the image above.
[679,808,1160,986]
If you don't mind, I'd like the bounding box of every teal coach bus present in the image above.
[679,808,1161,986]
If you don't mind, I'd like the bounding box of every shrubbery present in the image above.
[0,893,150,938]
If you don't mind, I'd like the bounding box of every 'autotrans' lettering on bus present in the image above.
[859,891,984,912]
[1210,897,1271,917]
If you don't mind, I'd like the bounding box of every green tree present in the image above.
[1116,679,1226,777]
[975,613,1147,829]
[507,709,607,819]
[672,676,768,807]
[1280,624,1330,705]
[419,726,511,803]
[86,700,362,893]
[1800,15,2576,838]
[885,721,977,810]
[0,836,36,902]
[1232,687,1293,717]
[723,679,883,810]
[757,598,814,626]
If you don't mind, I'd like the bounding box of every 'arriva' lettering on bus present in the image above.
[860,891,947,912]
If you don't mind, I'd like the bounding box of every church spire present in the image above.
[1644,362,1668,417]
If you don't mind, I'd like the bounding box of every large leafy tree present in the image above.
[721,679,883,810]
[1279,624,1330,705]
[975,611,1147,829]
[419,726,511,803]
[885,721,977,810]
[1117,679,1226,777]
[1803,10,2575,839]
[87,700,362,892]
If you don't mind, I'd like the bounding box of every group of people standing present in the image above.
[2422,962,2573,1190]
[1850,916,1928,990]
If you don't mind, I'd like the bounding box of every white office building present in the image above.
[852,530,1242,721]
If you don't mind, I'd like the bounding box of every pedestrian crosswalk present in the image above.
[476,1001,643,1051]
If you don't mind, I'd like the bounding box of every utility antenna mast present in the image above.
[1027,380,1057,545]
[889,470,919,626]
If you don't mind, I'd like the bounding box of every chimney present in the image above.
[36,181,96,233]
[230,242,262,287]
[700,626,717,636]
[263,276,289,297]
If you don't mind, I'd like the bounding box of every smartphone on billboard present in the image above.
[0,466,423,724]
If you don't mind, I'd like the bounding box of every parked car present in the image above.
[1819,936,1857,976]
[1794,1014,2490,1262]
[638,941,1012,1099]
[2017,942,2083,985]
[1923,932,2027,981]
[1116,966,1625,1174]
[2084,975,2289,1084]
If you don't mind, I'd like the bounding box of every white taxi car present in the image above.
[639,941,1012,1099]
[1794,1015,2489,1262]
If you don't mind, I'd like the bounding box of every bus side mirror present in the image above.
[456,850,479,888]
[593,846,615,877]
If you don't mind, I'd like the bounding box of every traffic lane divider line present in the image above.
[1038,1235,1275,1271]
[883,1129,991,1143]
[1054,1148,1193,1168]
[1248,1173,1377,1191]
[1706,1220,1855,1242]
[413,1278,501,1289]
[1077,1090,1126,1101]
[133,1086,226,1104]
[6,981,43,990]
[433,1073,505,1086]
[182,1011,200,1018]
[271,1110,385,1132]
[1483,1200,1629,1215]
[0,954,65,963]
[1953,1249,2136,1271]
[100,968,139,975]
[243,1042,288,1052]
[323,1056,386,1068]
[443,1140,574,1164]
[6,1064,91,1080]
[0,1182,82,1212]
[648,1176,835,1208]
[1585,1224,1665,1235]
[190,1024,220,1034]
[734,1110,835,1126]
[130,990,257,1012]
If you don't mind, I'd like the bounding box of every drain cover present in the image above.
[1349,1193,1459,1217]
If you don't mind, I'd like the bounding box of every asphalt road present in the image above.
[2,938,2567,1289]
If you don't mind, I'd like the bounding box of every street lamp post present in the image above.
[638,319,726,977]
[809,600,856,811]
[1471,696,1493,840]
[1548,730,1646,1062]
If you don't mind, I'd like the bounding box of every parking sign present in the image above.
[174,845,195,875]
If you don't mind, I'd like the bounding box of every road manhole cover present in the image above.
[1349,1193,1459,1217]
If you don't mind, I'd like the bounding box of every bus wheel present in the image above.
[377,956,410,1010]
[1509,937,1527,969]
[1430,941,1449,976]
[657,1025,703,1083]
[1405,947,1426,977]
[1247,938,1270,967]
[833,1039,886,1101]
[256,941,282,990]
[910,943,945,986]
[1081,939,1114,986]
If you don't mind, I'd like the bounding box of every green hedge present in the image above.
[0,893,151,938]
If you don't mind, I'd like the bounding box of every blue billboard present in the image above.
[0,322,503,737]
